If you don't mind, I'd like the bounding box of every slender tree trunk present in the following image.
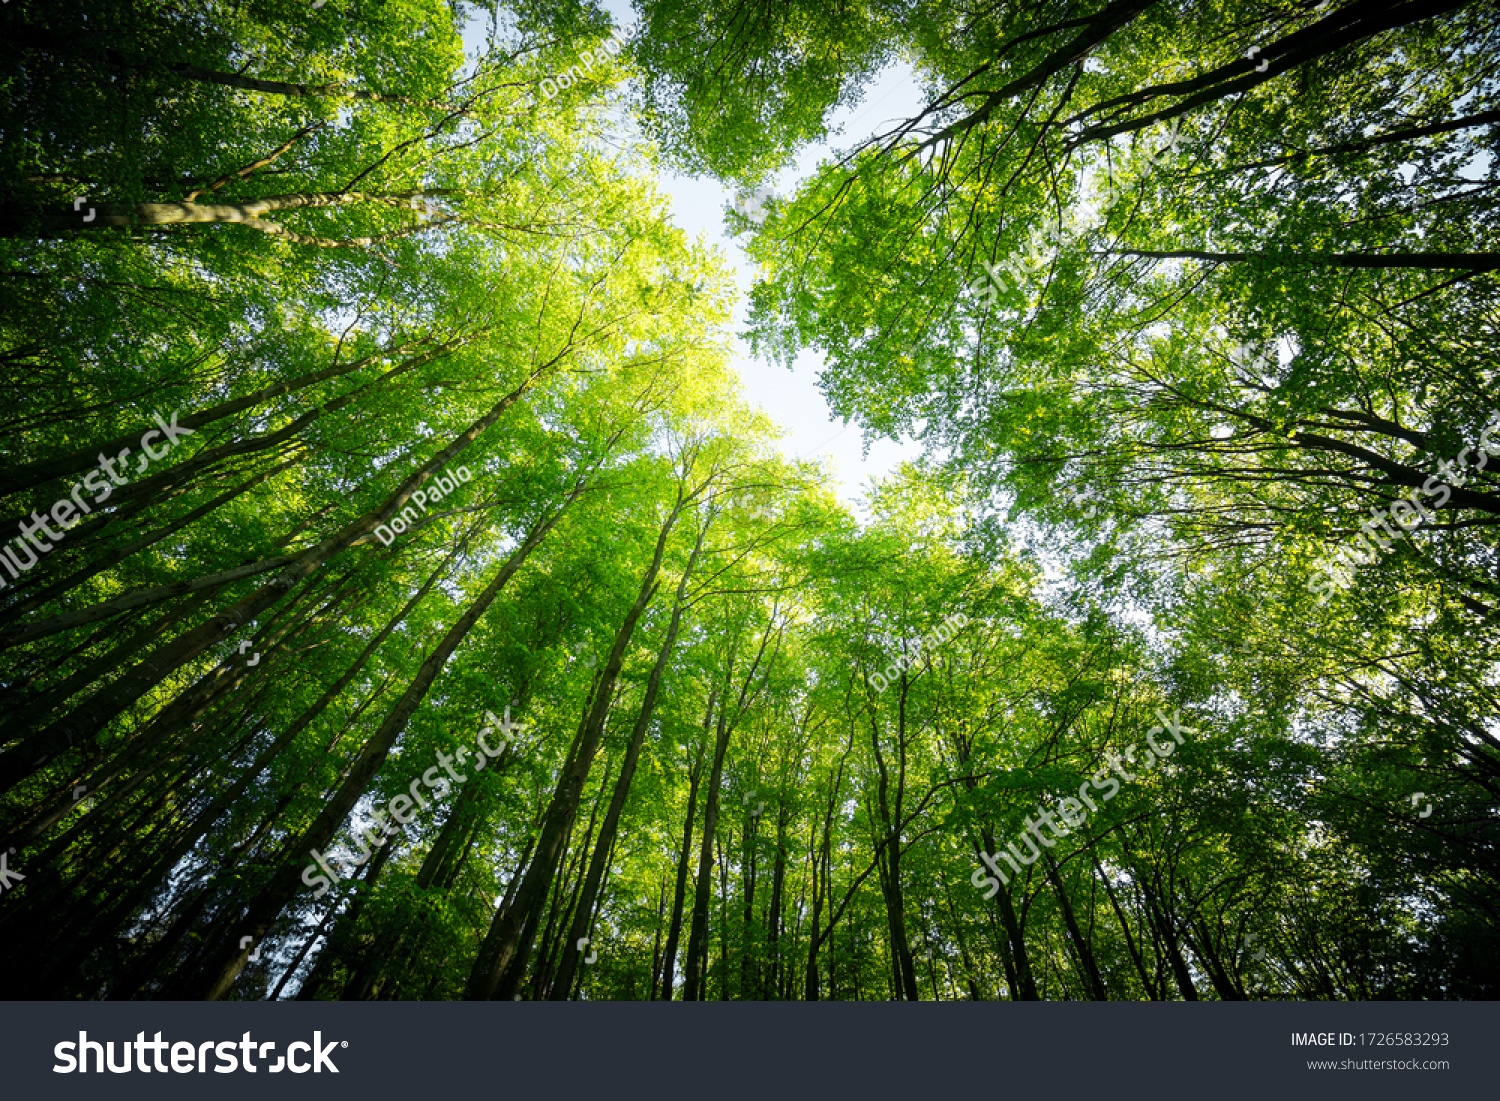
[101,683,391,1001]
[739,810,759,999]
[0,591,214,758]
[0,358,570,795]
[1188,917,1244,1000]
[0,347,449,644]
[0,333,448,550]
[1091,850,1157,998]
[465,486,696,1000]
[804,778,837,1001]
[548,527,704,998]
[978,827,1040,1000]
[103,787,301,999]
[1105,247,1500,272]
[276,895,347,1001]
[1042,850,1109,999]
[535,765,610,1000]
[715,829,731,999]
[867,680,918,1000]
[764,808,787,1000]
[1140,880,1198,1001]
[941,881,984,1000]
[1,571,341,856]
[0,457,303,626]
[658,736,706,1001]
[0,336,449,496]
[648,877,668,1000]
[4,188,461,239]
[684,658,737,1001]
[191,493,578,999]
[335,838,404,1000]
[1072,0,1473,143]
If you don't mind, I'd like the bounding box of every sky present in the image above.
[464,6,930,508]
[648,67,929,508]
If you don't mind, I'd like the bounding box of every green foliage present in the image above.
[1,0,1496,1002]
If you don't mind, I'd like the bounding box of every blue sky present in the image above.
[464,6,928,506]
[647,63,929,507]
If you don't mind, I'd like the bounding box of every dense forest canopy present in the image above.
[0,0,1496,1001]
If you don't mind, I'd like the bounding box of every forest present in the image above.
[0,0,1496,1001]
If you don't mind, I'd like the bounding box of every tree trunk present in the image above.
[548,525,704,998]
[0,336,448,496]
[684,656,737,1001]
[658,731,706,1001]
[191,492,578,999]
[1041,850,1109,999]
[867,676,919,1000]
[1,357,570,795]
[1106,247,1500,273]
[978,827,1040,1000]
[465,486,697,999]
